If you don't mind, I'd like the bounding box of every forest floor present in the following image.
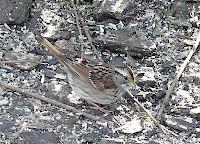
[0,0,200,143]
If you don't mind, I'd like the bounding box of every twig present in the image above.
[62,1,102,61]
[0,81,113,126]
[79,17,103,62]
[156,31,200,121]
[98,0,107,13]
[126,90,166,134]
[70,0,84,58]
[59,25,77,31]
[0,60,41,64]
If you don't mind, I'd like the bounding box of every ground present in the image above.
[0,0,200,143]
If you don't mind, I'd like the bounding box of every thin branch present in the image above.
[156,31,200,121]
[126,90,166,134]
[70,0,84,58]
[98,0,107,13]
[0,60,41,64]
[79,17,103,62]
[0,81,113,126]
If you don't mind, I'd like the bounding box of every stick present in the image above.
[156,31,200,121]
[0,60,41,64]
[70,0,84,58]
[79,17,103,62]
[0,81,112,126]
[126,90,166,134]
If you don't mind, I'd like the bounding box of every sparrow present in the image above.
[34,31,135,110]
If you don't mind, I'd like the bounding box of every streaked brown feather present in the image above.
[72,58,117,91]
[89,64,117,91]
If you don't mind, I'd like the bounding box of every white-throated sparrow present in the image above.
[34,31,135,105]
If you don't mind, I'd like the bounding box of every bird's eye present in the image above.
[123,76,128,80]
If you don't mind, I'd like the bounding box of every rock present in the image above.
[190,107,200,115]
[115,118,142,134]
[136,67,156,88]
[47,31,71,41]
[93,0,136,21]
[0,98,9,106]
[136,91,154,101]
[0,0,32,24]
[163,115,198,131]
[94,29,156,58]
[28,122,53,130]
[145,60,155,67]
[190,107,200,120]
[171,106,190,116]
[18,131,60,143]
[148,141,160,144]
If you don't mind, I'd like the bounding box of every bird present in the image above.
[34,31,135,111]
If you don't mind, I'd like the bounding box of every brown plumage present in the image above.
[34,31,135,104]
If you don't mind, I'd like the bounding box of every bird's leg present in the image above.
[85,100,111,113]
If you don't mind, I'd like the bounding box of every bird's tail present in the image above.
[34,30,70,69]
